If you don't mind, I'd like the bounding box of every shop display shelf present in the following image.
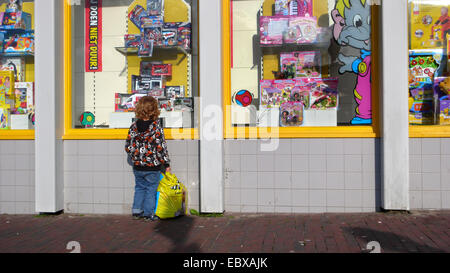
[115,46,191,56]
[0,51,34,57]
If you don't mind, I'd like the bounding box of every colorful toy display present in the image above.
[125,34,141,48]
[439,96,450,125]
[232,90,253,107]
[177,22,191,50]
[14,82,33,113]
[409,50,442,88]
[80,111,95,128]
[0,70,15,97]
[140,16,163,29]
[280,101,303,127]
[128,5,149,30]
[3,33,34,53]
[409,85,436,125]
[0,57,25,82]
[280,51,321,78]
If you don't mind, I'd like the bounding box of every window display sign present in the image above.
[85,0,102,72]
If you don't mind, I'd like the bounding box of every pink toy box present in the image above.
[280,51,321,78]
[283,16,318,44]
[274,0,313,17]
[260,16,289,45]
[280,101,303,127]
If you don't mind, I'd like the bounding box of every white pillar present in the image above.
[381,0,410,210]
[35,0,65,213]
[199,0,224,213]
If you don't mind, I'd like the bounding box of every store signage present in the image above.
[85,0,102,72]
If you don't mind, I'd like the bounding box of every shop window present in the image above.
[66,0,198,139]
[224,0,379,138]
[408,0,450,130]
[0,0,35,134]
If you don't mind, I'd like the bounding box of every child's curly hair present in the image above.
[135,96,160,121]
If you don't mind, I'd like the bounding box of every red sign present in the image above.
[85,0,102,72]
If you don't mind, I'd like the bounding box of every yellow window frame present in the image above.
[222,0,380,139]
[63,0,198,140]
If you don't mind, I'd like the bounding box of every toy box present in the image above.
[15,82,33,113]
[260,79,292,108]
[409,50,443,87]
[260,16,289,45]
[125,34,141,48]
[283,16,318,44]
[147,0,164,17]
[0,70,15,97]
[409,2,450,50]
[280,51,321,78]
[173,97,194,111]
[3,33,34,53]
[132,75,163,93]
[165,86,185,99]
[408,86,437,125]
[115,93,147,112]
[128,5,149,29]
[162,28,177,46]
[307,78,339,110]
[274,0,313,17]
[143,27,163,46]
[140,16,163,29]
[11,82,27,114]
[138,37,153,57]
[290,85,310,108]
[158,98,173,111]
[177,22,191,50]
[140,61,162,76]
[0,57,25,82]
[439,96,450,125]
[6,0,23,12]
[147,88,165,98]
[152,64,172,76]
[280,101,303,127]
[0,11,31,30]
[0,106,10,129]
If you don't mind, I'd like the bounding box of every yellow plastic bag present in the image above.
[155,172,188,219]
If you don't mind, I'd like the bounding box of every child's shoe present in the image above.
[132,212,144,220]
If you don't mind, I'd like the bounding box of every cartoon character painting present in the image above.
[332,0,372,125]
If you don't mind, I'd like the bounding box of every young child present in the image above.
[125,96,171,221]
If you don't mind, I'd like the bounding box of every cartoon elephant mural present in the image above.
[331,0,372,125]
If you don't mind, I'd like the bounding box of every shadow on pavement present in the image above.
[154,215,202,253]
[344,227,445,253]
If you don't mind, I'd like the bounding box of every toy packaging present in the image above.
[3,32,34,53]
[408,86,437,125]
[260,16,289,45]
[158,98,173,111]
[275,0,313,17]
[0,11,31,30]
[128,5,149,29]
[138,36,154,57]
[143,27,163,46]
[280,101,303,127]
[147,88,165,98]
[115,93,147,112]
[173,97,193,111]
[409,50,443,87]
[165,86,185,99]
[147,0,164,17]
[439,96,450,125]
[132,75,163,93]
[140,61,163,76]
[307,78,339,110]
[290,85,310,108]
[0,106,10,129]
[0,57,25,82]
[140,16,163,29]
[177,22,191,50]
[280,51,321,78]
[11,83,27,114]
[14,82,33,113]
[284,16,318,44]
[162,28,178,46]
[409,1,450,50]
[6,0,23,12]
[152,64,172,76]
[125,34,141,48]
[0,70,15,97]
[260,80,283,108]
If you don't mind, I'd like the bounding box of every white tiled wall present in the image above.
[224,138,382,213]
[63,140,200,215]
[0,140,36,214]
[409,138,450,210]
